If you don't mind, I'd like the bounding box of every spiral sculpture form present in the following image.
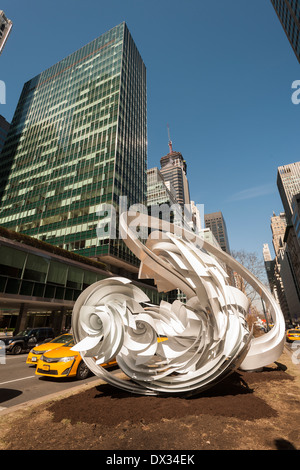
[71,212,286,395]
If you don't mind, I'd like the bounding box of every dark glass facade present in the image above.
[271,0,300,62]
[0,240,165,306]
[0,115,10,152]
[0,23,147,267]
[0,242,105,302]
[0,232,168,331]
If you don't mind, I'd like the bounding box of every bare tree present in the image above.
[231,249,268,305]
[231,249,270,332]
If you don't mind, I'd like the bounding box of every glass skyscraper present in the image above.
[0,115,10,152]
[0,23,147,270]
[271,0,300,63]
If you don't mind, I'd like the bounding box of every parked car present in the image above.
[26,333,73,365]
[35,338,117,380]
[286,328,300,343]
[2,327,55,355]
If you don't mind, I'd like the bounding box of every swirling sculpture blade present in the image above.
[71,213,285,395]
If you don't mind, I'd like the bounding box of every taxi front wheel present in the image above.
[76,361,90,380]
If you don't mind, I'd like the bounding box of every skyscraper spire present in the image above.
[167,123,173,154]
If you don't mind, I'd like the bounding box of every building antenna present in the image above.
[167,123,173,153]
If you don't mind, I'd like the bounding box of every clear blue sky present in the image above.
[0,0,299,259]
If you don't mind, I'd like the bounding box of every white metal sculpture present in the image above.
[71,212,285,395]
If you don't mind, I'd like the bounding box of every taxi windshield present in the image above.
[63,339,75,347]
[51,334,73,344]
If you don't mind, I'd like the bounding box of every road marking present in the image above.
[0,375,36,386]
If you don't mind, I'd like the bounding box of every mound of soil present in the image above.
[1,351,300,450]
[48,369,281,426]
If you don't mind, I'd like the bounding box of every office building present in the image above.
[263,242,290,321]
[263,243,280,305]
[0,10,12,55]
[276,164,300,321]
[0,227,166,332]
[0,115,10,152]
[160,138,190,209]
[277,244,300,323]
[268,211,300,323]
[204,211,231,254]
[263,243,272,262]
[147,167,177,208]
[0,116,10,203]
[147,166,184,302]
[270,0,300,63]
[291,192,300,246]
[271,211,287,253]
[277,162,300,223]
[0,23,147,273]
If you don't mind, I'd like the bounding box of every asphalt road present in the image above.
[0,351,101,411]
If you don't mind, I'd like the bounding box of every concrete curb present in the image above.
[0,369,127,416]
[0,377,105,416]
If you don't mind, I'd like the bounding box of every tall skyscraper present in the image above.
[269,211,300,323]
[159,135,190,209]
[204,211,231,254]
[0,115,10,152]
[271,211,287,254]
[0,23,147,272]
[263,243,272,262]
[147,167,177,208]
[263,241,290,321]
[0,10,12,55]
[147,166,185,231]
[270,1,300,63]
[291,192,300,245]
[277,162,300,223]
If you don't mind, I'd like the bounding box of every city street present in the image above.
[0,352,100,410]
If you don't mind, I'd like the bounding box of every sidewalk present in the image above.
[0,331,13,338]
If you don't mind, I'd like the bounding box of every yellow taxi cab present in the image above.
[286,328,300,343]
[35,337,116,380]
[26,333,73,365]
